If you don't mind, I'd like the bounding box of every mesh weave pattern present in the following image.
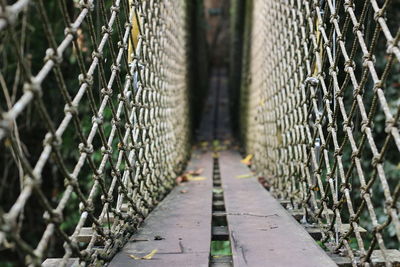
[0,0,190,265]
[242,0,399,264]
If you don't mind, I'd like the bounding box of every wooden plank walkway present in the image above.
[108,149,338,267]
[108,150,213,267]
[219,151,336,267]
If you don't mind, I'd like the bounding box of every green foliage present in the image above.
[0,0,123,263]
[316,240,328,251]
[210,241,232,256]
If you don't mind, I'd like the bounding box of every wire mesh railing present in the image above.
[0,0,191,265]
[241,0,399,265]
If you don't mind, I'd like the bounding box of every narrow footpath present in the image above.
[108,68,335,267]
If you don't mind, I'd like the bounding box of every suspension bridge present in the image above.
[0,0,399,266]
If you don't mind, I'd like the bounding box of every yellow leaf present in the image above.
[223,140,231,145]
[4,138,11,147]
[212,140,220,147]
[128,0,140,63]
[200,141,209,147]
[241,154,253,165]
[129,254,140,260]
[213,188,223,194]
[188,176,207,181]
[311,186,319,192]
[143,249,158,260]
[236,173,253,179]
[187,168,204,176]
[129,249,158,260]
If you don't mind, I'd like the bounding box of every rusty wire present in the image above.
[242,0,399,266]
[0,0,191,266]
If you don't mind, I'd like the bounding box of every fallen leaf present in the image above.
[180,189,188,194]
[188,176,207,181]
[176,174,189,184]
[213,188,223,194]
[241,154,253,165]
[223,139,231,145]
[187,168,204,176]
[258,177,271,190]
[131,238,149,242]
[200,141,209,147]
[75,28,88,52]
[143,249,158,259]
[4,138,11,147]
[212,140,220,149]
[154,235,164,240]
[129,249,158,260]
[236,173,253,179]
[129,254,140,260]
[311,186,319,191]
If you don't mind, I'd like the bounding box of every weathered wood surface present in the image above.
[305,224,367,240]
[197,68,232,142]
[327,249,400,266]
[42,258,78,267]
[212,226,229,240]
[219,151,336,267]
[108,151,213,267]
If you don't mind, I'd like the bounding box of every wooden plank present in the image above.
[219,151,336,267]
[213,211,226,217]
[288,208,334,222]
[75,227,108,243]
[305,224,367,240]
[327,249,400,266]
[76,227,95,243]
[340,224,367,236]
[210,255,233,267]
[370,250,400,266]
[279,200,292,208]
[109,151,213,267]
[213,200,225,211]
[326,252,352,266]
[288,209,305,221]
[212,226,229,240]
[42,258,78,267]
[213,193,224,201]
[100,213,115,223]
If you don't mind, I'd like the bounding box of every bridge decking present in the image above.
[219,151,336,267]
[108,151,213,267]
[40,68,339,267]
[108,149,336,266]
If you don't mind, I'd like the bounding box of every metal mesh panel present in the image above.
[0,0,190,265]
[242,0,399,264]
